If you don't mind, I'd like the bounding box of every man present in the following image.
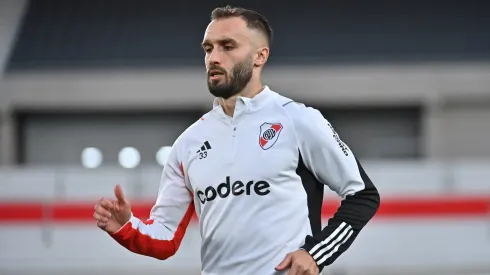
[93,6,380,275]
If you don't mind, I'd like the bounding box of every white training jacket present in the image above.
[110,86,380,275]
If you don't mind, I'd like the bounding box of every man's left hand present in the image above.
[275,249,319,275]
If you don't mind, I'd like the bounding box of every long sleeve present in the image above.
[110,143,194,260]
[286,103,380,269]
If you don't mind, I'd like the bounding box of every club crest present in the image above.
[259,123,283,150]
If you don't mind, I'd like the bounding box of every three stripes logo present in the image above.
[197,141,211,159]
[308,222,353,266]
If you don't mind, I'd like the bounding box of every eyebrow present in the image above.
[201,38,237,48]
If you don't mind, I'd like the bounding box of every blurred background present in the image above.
[0,0,489,274]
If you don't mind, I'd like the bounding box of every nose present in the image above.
[207,48,223,66]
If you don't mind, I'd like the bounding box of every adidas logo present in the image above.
[197,141,211,159]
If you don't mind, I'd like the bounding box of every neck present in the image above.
[219,79,263,117]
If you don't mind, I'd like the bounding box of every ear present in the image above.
[254,47,269,67]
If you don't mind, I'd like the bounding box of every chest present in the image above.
[184,115,299,193]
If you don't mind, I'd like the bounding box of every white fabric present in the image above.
[125,86,366,275]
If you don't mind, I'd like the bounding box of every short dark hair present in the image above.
[210,6,273,46]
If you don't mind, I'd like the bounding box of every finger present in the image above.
[93,212,100,221]
[99,198,114,210]
[93,212,109,223]
[94,205,112,219]
[286,263,300,275]
[114,184,127,204]
[275,253,292,271]
[97,220,106,229]
[308,264,319,275]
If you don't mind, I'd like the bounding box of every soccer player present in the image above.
[93,6,380,275]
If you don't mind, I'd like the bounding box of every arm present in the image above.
[110,145,194,260]
[287,103,380,269]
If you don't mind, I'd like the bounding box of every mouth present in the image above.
[208,70,225,80]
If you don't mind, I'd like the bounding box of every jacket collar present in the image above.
[212,86,274,118]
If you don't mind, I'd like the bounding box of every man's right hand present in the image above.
[93,184,132,233]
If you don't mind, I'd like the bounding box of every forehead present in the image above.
[203,17,251,43]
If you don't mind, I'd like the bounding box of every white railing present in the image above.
[1,159,490,200]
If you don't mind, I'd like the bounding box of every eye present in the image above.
[223,44,234,51]
[204,47,212,53]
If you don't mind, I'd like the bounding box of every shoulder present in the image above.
[270,91,328,133]
[269,90,322,118]
[269,91,344,151]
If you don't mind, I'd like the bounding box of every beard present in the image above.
[207,55,254,100]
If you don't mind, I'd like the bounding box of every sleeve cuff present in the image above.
[300,238,315,253]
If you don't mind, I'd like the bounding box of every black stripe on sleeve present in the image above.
[296,151,324,236]
[299,157,380,269]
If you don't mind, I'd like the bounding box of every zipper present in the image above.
[229,121,237,162]
[224,99,245,163]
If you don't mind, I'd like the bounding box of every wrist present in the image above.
[300,236,321,268]
[111,212,134,235]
